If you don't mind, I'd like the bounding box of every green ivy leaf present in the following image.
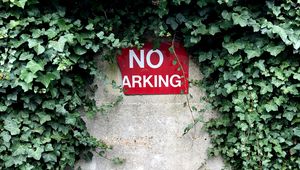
[4,118,21,135]
[14,81,32,92]
[12,144,27,156]
[74,46,87,55]
[37,112,51,124]
[240,122,248,131]
[176,13,186,24]
[0,131,11,143]
[293,144,300,150]
[26,60,44,74]
[28,147,44,160]
[85,23,94,30]
[258,82,273,94]
[20,70,37,83]
[265,102,278,112]
[65,115,77,125]
[43,153,57,162]
[166,17,178,30]
[293,73,300,81]
[49,36,67,52]
[283,112,295,121]
[13,0,27,8]
[0,103,8,112]
[34,44,45,55]
[245,49,262,59]
[293,127,300,137]
[224,83,237,94]
[27,39,39,48]
[56,104,68,115]
[265,44,285,56]
[96,31,105,39]
[42,100,56,110]
[254,60,266,72]
[36,72,57,88]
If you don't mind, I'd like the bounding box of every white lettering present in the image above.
[122,76,131,88]
[129,50,144,68]
[170,74,181,87]
[122,75,183,88]
[132,75,142,87]
[154,75,158,87]
[158,75,168,87]
[143,75,153,87]
[146,50,164,69]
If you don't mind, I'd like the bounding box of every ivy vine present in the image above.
[1,0,300,169]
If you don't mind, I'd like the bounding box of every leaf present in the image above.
[85,23,94,30]
[8,20,20,29]
[176,13,186,24]
[271,77,284,87]
[42,100,56,110]
[265,44,285,56]
[293,127,300,137]
[34,44,45,55]
[283,112,295,121]
[4,118,21,135]
[20,70,37,83]
[265,102,278,112]
[12,144,27,156]
[166,17,178,30]
[208,25,220,35]
[43,153,57,162]
[45,28,58,39]
[258,82,273,94]
[96,31,105,39]
[293,73,300,81]
[56,104,68,115]
[112,157,125,165]
[0,103,8,112]
[26,60,44,74]
[293,144,300,150]
[272,26,289,44]
[37,112,51,124]
[65,115,77,125]
[13,0,27,8]
[27,39,39,48]
[28,147,44,160]
[49,36,67,52]
[240,122,248,131]
[231,13,249,27]
[74,46,87,55]
[172,59,177,65]
[233,70,244,79]
[254,60,266,72]
[198,51,212,62]
[36,72,57,88]
[223,42,241,54]
[7,91,17,101]
[245,49,262,59]
[0,131,11,143]
[224,83,237,94]
[19,52,34,61]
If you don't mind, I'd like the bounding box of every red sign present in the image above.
[117,42,189,95]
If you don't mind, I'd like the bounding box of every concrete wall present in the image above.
[77,59,224,170]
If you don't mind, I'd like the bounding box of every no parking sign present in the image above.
[117,42,189,95]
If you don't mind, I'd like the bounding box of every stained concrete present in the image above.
[76,59,224,170]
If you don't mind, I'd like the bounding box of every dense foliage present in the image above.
[1,0,300,169]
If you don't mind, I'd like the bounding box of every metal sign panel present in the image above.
[117,42,189,95]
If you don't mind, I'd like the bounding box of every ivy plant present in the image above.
[1,0,300,169]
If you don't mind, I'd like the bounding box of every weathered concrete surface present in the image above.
[76,60,224,170]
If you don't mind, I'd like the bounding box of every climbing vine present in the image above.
[1,0,300,169]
